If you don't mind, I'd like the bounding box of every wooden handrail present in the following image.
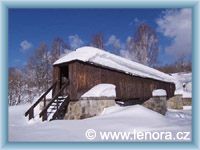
[25,81,57,120]
[39,82,69,121]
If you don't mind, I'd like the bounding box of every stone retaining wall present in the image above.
[167,95,192,109]
[142,96,167,115]
[64,100,116,120]
[182,98,192,106]
[167,95,183,109]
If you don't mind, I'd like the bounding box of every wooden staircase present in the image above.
[25,81,70,121]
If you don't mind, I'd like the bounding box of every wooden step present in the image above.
[52,101,64,104]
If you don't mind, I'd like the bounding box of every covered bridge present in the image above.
[25,46,175,121]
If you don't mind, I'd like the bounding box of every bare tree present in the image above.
[51,37,69,63]
[27,42,51,91]
[127,23,159,66]
[91,33,104,49]
[175,55,192,72]
[156,57,192,73]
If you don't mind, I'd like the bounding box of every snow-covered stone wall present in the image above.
[167,95,192,109]
[167,95,183,109]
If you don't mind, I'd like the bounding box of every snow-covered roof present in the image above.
[54,46,174,83]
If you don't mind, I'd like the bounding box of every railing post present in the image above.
[57,99,59,110]
[44,97,46,108]
[52,82,57,97]
[42,110,47,121]
[29,108,34,120]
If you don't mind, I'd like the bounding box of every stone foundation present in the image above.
[167,95,183,109]
[142,96,167,115]
[182,98,192,106]
[64,100,116,120]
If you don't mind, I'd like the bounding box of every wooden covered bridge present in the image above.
[25,46,175,121]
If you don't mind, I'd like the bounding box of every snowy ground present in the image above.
[172,72,192,98]
[9,104,192,142]
[9,72,192,142]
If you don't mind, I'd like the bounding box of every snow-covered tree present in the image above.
[8,39,72,105]
[27,42,51,91]
[8,68,24,105]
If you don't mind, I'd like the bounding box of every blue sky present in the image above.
[8,8,192,67]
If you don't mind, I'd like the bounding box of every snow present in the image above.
[166,106,192,120]
[152,89,166,97]
[9,104,191,142]
[182,91,192,98]
[54,46,174,83]
[172,72,192,98]
[81,84,116,98]
[183,105,192,110]
[46,90,52,99]
[27,96,44,123]
[39,90,52,99]
[174,90,191,98]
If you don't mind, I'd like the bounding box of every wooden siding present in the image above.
[53,60,175,102]
[52,66,60,96]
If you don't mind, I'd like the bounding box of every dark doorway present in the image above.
[60,65,69,96]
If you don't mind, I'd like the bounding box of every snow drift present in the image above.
[9,104,191,142]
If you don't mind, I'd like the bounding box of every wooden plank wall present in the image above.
[52,66,60,96]
[66,61,175,101]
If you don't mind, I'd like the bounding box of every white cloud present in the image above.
[106,35,121,49]
[68,34,84,50]
[129,17,146,26]
[156,8,192,58]
[119,36,138,62]
[133,18,139,24]
[120,49,138,62]
[64,49,73,54]
[126,36,132,44]
[20,40,32,52]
